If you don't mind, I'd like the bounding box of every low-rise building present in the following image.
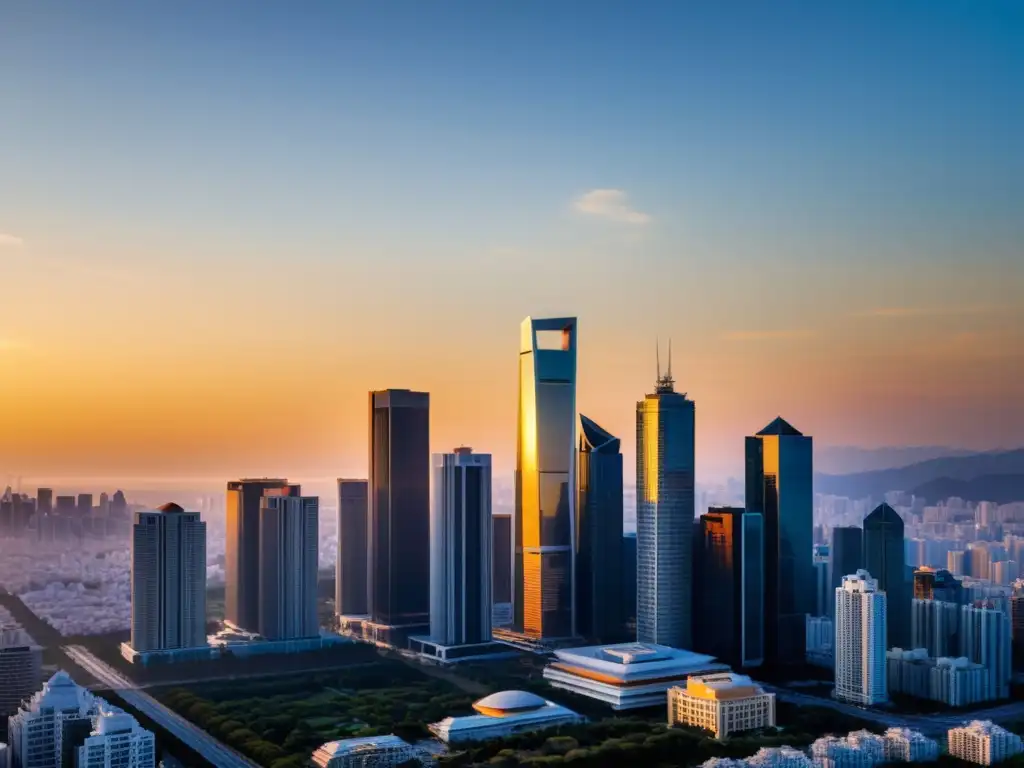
[310,734,436,767]
[881,728,938,763]
[543,642,728,710]
[668,673,775,739]
[77,705,157,768]
[429,690,582,744]
[701,746,813,768]
[948,721,1023,766]
[811,731,885,768]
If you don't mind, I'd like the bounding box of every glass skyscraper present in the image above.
[830,526,864,619]
[576,415,625,643]
[514,316,577,640]
[636,354,695,649]
[746,417,813,666]
[258,494,319,641]
[336,479,369,618]
[864,502,909,650]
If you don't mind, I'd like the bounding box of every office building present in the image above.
[622,532,637,635]
[492,512,513,628]
[110,490,128,521]
[961,603,1012,700]
[8,672,101,768]
[830,527,863,619]
[0,619,42,716]
[911,599,961,658]
[948,721,1023,765]
[258,494,319,641]
[834,570,887,705]
[126,504,207,661]
[36,488,53,517]
[429,691,582,744]
[886,649,990,707]
[335,479,369,619]
[695,507,764,668]
[55,496,76,517]
[368,389,431,643]
[576,415,625,643]
[76,705,156,768]
[514,317,577,641]
[543,642,727,710]
[427,448,492,649]
[76,494,93,519]
[913,568,963,603]
[814,545,830,618]
[668,673,776,739]
[864,503,909,650]
[225,479,300,632]
[311,735,436,767]
[637,345,696,649]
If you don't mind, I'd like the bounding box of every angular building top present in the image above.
[579,415,620,454]
[756,417,804,437]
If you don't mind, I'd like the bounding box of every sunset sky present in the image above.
[1,1,1022,484]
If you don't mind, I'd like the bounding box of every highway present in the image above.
[63,645,261,768]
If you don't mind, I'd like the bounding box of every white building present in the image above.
[961,604,1012,701]
[701,746,814,768]
[0,621,42,716]
[429,690,582,744]
[668,673,776,739]
[834,570,887,705]
[310,734,435,767]
[881,728,938,763]
[948,721,1023,765]
[127,504,207,657]
[811,731,885,768]
[8,671,101,768]
[77,705,156,768]
[543,642,728,710]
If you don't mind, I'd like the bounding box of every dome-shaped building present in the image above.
[430,689,582,744]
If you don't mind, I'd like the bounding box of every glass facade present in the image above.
[864,502,909,649]
[829,526,864,619]
[746,417,813,666]
[492,513,513,606]
[369,389,430,629]
[514,317,577,640]
[336,479,369,617]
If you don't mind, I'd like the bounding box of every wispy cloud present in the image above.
[0,232,24,247]
[853,306,999,319]
[722,330,816,342]
[572,189,651,225]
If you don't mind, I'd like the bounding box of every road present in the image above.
[63,645,261,768]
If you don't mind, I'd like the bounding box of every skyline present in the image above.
[2,1,1022,482]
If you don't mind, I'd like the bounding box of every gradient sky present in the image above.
[1,1,1022,483]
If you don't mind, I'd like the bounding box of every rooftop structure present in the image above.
[311,734,436,767]
[669,673,776,739]
[543,642,728,710]
[77,704,156,768]
[948,721,1023,766]
[429,690,582,744]
[8,672,102,768]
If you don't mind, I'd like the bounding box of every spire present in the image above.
[667,338,672,380]
[655,337,675,394]
[656,337,661,383]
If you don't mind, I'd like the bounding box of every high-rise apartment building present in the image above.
[8,672,100,768]
[948,721,1023,766]
[575,415,625,643]
[834,570,888,706]
[258,495,319,641]
[694,507,764,668]
[746,417,813,665]
[369,389,431,640]
[831,527,864,621]
[864,503,909,649]
[961,603,1012,701]
[637,348,695,649]
[492,512,513,627]
[430,448,492,648]
[911,599,961,657]
[514,317,577,641]
[335,479,369,619]
[225,479,300,631]
[129,504,207,655]
[76,706,156,768]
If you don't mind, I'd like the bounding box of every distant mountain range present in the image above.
[815,449,1024,504]
[815,445,977,475]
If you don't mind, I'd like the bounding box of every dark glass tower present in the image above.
[576,415,625,643]
[336,479,369,617]
[492,513,513,606]
[864,502,909,649]
[369,389,430,637]
[830,526,864,618]
[746,417,813,666]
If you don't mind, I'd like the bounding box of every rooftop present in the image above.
[156,502,184,514]
[473,690,547,716]
[315,734,411,757]
[579,415,620,454]
[683,673,766,700]
[756,417,803,437]
[550,642,724,683]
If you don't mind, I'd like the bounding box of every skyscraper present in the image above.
[336,479,369,618]
[430,447,492,647]
[694,506,765,668]
[834,570,888,706]
[492,512,513,628]
[258,494,319,640]
[746,417,813,665]
[225,478,299,631]
[831,528,864,620]
[636,345,696,649]
[813,544,830,617]
[864,503,909,649]
[911,598,961,657]
[76,493,93,519]
[36,488,52,516]
[576,415,625,643]
[514,317,577,640]
[369,389,430,641]
[129,503,207,654]
[961,603,1012,700]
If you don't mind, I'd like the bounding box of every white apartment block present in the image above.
[8,671,101,768]
[77,706,156,768]
[311,735,436,767]
[948,721,1023,766]
[701,746,813,768]
[881,728,938,763]
[834,570,888,705]
[668,674,776,739]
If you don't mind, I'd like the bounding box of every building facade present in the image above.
[513,317,577,641]
[492,512,513,628]
[947,721,1023,766]
[834,570,887,705]
[636,349,696,649]
[864,503,909,650]
[76,706,156,768]
[258,495,319,641]
[668,674,776,739]
[129,503,207,654]
[961,603,1012,701]
[576,415,625,643]
[0,623,42,717]
[430,448,492,648]
[913,568,963,603]
[336,479,369,618]
[8,672,100,768]
[311,735,436,767]
[886,649,991,707]
[911,599,961,658]
[369,389,431,639]
[746,417,813,665]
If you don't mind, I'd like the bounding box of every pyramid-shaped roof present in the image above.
[757,417,803,437]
